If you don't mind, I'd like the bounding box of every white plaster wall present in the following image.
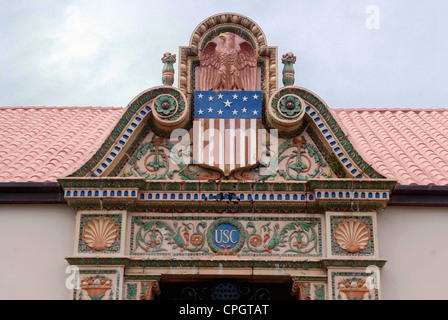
[0,204,76,300]
[1,204,447,299]
[378,206,448,300]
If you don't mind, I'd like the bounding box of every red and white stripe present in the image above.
[193,118,260,174]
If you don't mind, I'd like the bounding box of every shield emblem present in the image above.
[193,90,262,176]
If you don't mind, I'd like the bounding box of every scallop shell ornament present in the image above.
[83,217,119,251]
[334,219,371,253]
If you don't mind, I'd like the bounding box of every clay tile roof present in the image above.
[331,108,448,186]
[0,106,447,186]
[0,106,124,183]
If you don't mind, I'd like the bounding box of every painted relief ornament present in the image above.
[267,88,306,134]
[133,219,209,254]
[161,52,176,86]
[154,95,178,118]
[198,32,257,91]
[82,217,119,251]
[281,52,297,86]
[334,218,370,253]
[206,218,246,256]
[80,275,112,300]
[338,278,370,300]
[279,95,301,118]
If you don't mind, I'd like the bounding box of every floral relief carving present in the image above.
[278,95,302,118]
[130,216,322,257]
[154,94,178,118]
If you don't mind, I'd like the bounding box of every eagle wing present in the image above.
[237,41,258,91]
[198,41,219,91]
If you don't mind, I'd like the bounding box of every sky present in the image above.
[1,0,447,109]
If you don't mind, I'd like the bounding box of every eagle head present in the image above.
[218,33,228,41]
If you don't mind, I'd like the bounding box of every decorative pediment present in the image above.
[59,12,396,213]
[59,13,399,301]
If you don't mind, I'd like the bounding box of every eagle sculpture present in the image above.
[198,32,258,91]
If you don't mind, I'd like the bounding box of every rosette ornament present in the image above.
[154,95,177,117]
[266,88,306,134]
[140,87,190,134]
[279,95,301,117]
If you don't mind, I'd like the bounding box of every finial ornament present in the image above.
[161,52,176,86]
[281,52,297,86]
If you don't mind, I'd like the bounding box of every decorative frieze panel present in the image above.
[119,130,221,181]
[118,127,336,183]
[328,269,380,300]
[73,268,123,300]
[128,214,323,258]
[75,211,127,256]
[326,212,378,258]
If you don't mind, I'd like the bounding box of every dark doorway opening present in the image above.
[154,275,294,300]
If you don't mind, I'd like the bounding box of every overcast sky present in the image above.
[1,0,447,108]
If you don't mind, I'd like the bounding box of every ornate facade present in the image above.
[59,13,397,300]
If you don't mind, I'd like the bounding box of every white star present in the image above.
[232,110,238,115]
[198,109,204,115]
[208,107,214,113]
[252,110,258,116]
[232,94,238,100]
[242,96,248,102]
[208,96,214,101]
[242,107,247,113]
[224,100,232,107]
[217,93,224,99]
[218,109,224,115]
[253,94,259,100]
[198,93,203,99]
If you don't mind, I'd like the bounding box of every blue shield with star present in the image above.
[193,90,262,175]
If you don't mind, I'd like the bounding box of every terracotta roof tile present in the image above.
[0,106,125,183]
[0,106,447,186]
[332,108,448,186]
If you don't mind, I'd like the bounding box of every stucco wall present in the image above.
[0,204,76,300]
[0,204,447,299]
[378,206,448,300]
